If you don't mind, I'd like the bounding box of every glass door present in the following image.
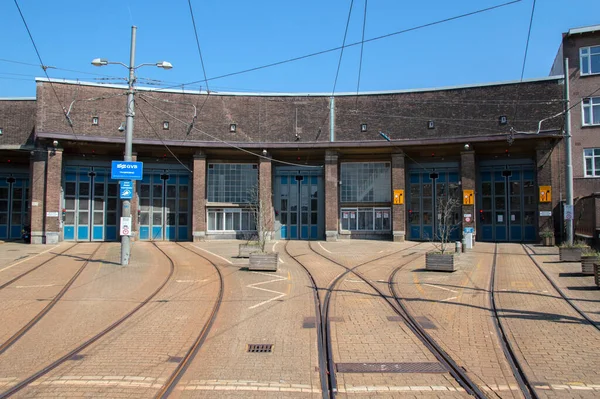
[278,174,320,240]
[0,175,29,240]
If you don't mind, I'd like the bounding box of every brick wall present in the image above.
[36,79,563,145]
[391,153,405,241]
[0,99,36,146]
[192,152,206,241]
[44,148,62,243]
[325,151,339,241]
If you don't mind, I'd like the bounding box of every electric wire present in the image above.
[356,0,368,99]
[138,95,322,169]
[332,0,354,96]
[12,0,78,139]
[0,58,123,79]
[149,0,522,92]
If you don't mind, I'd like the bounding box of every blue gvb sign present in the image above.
[120,180,133,199]
[111,161,143,180]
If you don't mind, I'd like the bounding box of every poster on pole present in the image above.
[120,216,132,236]
[564,205,574,220]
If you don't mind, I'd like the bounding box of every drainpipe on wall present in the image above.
[329,96,335,142]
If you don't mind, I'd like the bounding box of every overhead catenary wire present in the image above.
[356,0,368,100]
[12,0,79,138]
[148,0,522,92]
[138,95,322,169]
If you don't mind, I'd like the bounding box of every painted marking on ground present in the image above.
[422,283,458,293]
[247,271,288,310]
[318,242,333,254]
[0,245,60,273]
[175,280,207,283]
[14,284,57,289]
[191,245,233,265]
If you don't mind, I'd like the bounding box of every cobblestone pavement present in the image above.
[0,240,599,398]
[495,243,600,398]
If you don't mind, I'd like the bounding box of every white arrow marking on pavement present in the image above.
[247,271,288,310]
[441,296,458,302]
[422,283,458,293]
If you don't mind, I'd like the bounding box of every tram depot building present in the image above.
[1,25,599,246]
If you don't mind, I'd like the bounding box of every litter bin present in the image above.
[463,233,473,250]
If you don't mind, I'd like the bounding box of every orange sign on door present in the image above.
[393,189,404,205]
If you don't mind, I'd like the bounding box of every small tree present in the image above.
[247,184,275,253]
[431,196,461,254]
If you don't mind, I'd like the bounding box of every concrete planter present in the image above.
[581,255,599,275]
[594,264,600,287]
[542,236,554,246]
[425,252,457,272]
[238,243,261,258]
[248,252,278,272]
[559,247,583,262]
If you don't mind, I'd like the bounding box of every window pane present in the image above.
[586,158,593,173]
[593,104,600,124]
[585,149,593,156]
[582,54,590,74]
[207,163,258,203]
[208,212,216,230]
[340,162,391,203]
[592,53,600,74]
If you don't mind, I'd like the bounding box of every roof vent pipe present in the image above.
[329,96,335,142]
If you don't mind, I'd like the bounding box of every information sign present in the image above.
[120,180,133,199]
[120,216,132,236]
[111,161,143,180]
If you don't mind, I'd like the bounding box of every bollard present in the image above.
[455,241,462,254]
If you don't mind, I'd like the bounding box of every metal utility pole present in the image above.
[120,26,137,266]
[564,57,574,246]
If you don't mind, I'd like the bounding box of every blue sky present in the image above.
[1,0,599,97]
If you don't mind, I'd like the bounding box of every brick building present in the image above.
[0,76,565,244]
[550,24,600,243]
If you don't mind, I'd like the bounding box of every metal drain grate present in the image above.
[387,316,403,322]
[156,300,169,303]
[415,316,437,329]
[167,356,183,363]
[303,317,316,328]
[247,344,273,353]
[68,354,85,361]
[336,362,447,373]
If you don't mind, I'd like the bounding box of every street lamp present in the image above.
[92,25,172,266]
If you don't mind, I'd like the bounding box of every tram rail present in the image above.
[154,242,224,398]
[0,243,100,355]
[304,241,488,399]
[0,242,175,399]
[0,243,78,290]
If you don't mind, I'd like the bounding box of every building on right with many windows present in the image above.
[551,24,600,242]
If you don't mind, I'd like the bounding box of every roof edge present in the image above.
[35,75,564,98]
[0,97,36,101]
[567,24,600,36]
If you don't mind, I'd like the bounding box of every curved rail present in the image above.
[283,241,331,399]
[307,241,488,399]
[155,242,225,398]
[522,244,600,332]
[0,243,101,355]
[0,242,175,399]
[489,243,537,399]
[0,243,78,290]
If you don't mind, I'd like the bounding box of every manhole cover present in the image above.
[387,316,403,322]
[167,356,183,363]
[336,362,447,373]
[68,354,85,361]
[303,317,316,328]
[247,344,273,353]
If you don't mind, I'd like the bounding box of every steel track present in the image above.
[155,242,224,398]
[0,242,175,398]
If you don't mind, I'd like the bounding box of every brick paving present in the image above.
[495,243,600,398]
[0,239,598,398]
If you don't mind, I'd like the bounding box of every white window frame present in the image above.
[340,207,391,231]
[340,162,391,203]
[207,208,256,232]
[583,149,600,177]
[582,97,600,126]
[580,45,600,76]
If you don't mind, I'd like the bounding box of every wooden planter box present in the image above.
[239,244,261,258]
[559,247,583,262]
[581,255,598,275]
[594,264,600,287]
[248,252,278,272]
[425,252,457,272]
[542,236,555,246]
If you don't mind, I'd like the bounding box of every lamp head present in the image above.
[91,58,108,67]
[52,140,59,148]
[156,61,173,70]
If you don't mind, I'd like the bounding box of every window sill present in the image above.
[581,124,600,128]
[580,72,600,78]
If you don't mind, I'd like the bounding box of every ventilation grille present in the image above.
[247,344,273,353]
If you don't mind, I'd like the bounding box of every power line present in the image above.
[0,58,122,79]
[332,0,354,95]
[520,0,536,81]
[356,0,368,98]
[138,95,322,169]
[12,0,78,138]
[187,0,210,94]
[150,0,522,91]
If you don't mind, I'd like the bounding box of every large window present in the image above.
[340,162,391,203]
[207,163,258,203]
[583,97,600,126]
[580,45,600,76]
[340,208,391,231]
[584,149,600,177]
[207,208,256,231]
